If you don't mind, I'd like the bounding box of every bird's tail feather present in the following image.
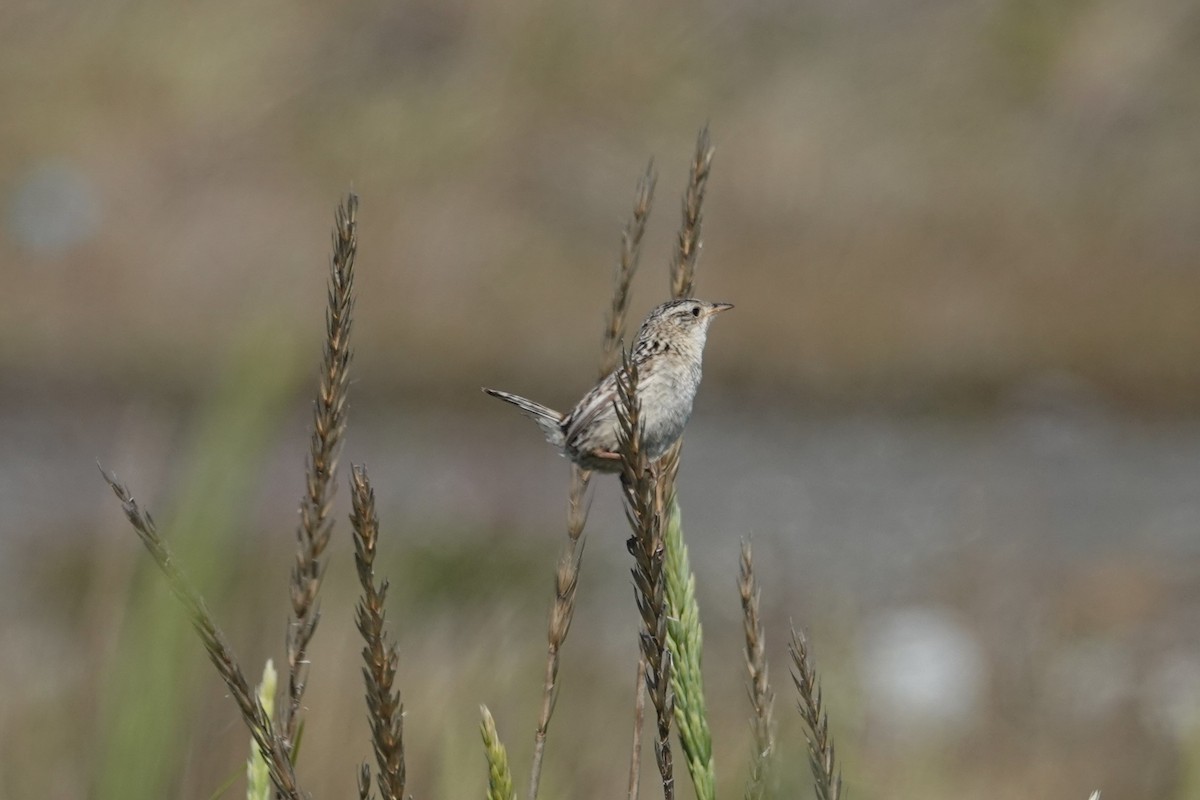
[483,388,566,449]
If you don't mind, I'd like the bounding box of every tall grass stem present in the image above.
[616,349,675,800]
[789,627,842,800]
[100,471,304,800]
[602,160,658,378]
[350,464,407,800]
[739,541,776,800]
[281,193,359,755]
[669,126,714,301]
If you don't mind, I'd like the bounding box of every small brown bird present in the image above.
[484,299,733,472]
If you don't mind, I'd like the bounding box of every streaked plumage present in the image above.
[484,299,733,472]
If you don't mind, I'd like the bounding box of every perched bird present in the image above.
[484,299,733,472]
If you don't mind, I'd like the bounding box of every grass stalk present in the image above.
[100,471,304,800]
[659,125,714,502]
[738,541,775,800]
[528,463,590,800]
[481,706,518,800]
[529,161,658,800]
[281,192,359,755]
[601,160,658,378]
[655,132,720,797]
[350,464,406,800]
[669,126,714,301]
[616,348,675,800]
[789,627,842,800]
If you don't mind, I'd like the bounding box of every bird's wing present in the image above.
[563,372,620,446]
[564,351,666,447]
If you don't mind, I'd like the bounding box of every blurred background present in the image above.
[3,1,1200,798]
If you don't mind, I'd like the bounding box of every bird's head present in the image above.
[636,299,733,354]
[648,298,733,333]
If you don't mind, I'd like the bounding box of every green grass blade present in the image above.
[246,659,277,800]
[480,706,517,800]
[663,498,716,800]
[95,321,305,800]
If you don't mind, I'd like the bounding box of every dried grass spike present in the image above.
[350,464,406,800]
[528,464,591,800]
[670,126,714,301]
[281,191,359,753]
[99,468,304,800]
[739,540,775,800]
[602,160,658,377]
[616,348,675,800]
[530,159,657,800]
[789,626,842,800]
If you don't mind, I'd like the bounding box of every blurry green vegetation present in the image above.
[95,320,306,800]
[391,535,546,611]
[987,0,1092,97]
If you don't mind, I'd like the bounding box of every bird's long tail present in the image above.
[483,388,566,450]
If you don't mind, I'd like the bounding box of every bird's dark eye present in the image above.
[691,306,700,317]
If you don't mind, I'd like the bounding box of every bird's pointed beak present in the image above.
[709,302,734,315]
